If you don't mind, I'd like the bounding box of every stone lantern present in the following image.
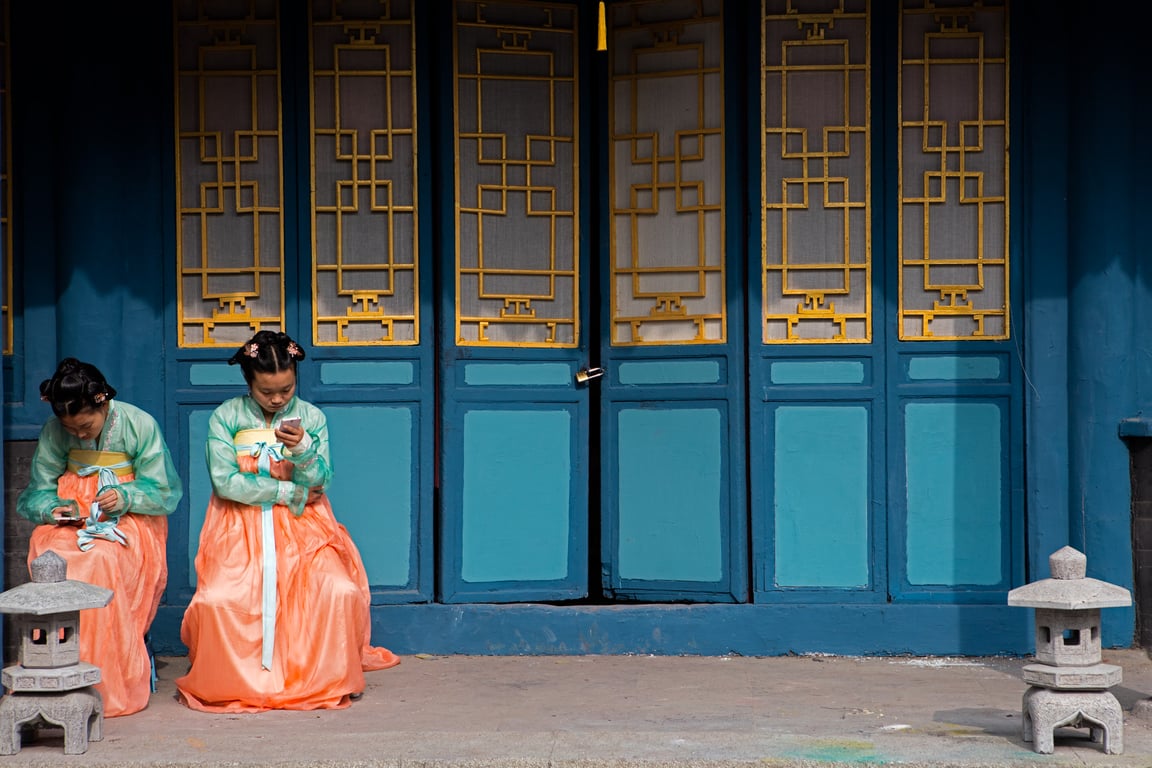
[1007,546,1131,755]
[0,550,112,755]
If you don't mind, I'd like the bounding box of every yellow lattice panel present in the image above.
[311,0,418,346]
[174,0,284,348]
[899,0,1009,340]
[761,0,870,344]
[454,0,579,348]
[609,0,725,346]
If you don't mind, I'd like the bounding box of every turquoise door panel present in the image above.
[752,388,885,602]
[773,404,871,589]
[440,395,590,602]
[904,400,1004,586]
[325,405,417,591]
[890,361,1022,602]
[615,405,724,583]
[461,408,576,585]
[184,407,213,593]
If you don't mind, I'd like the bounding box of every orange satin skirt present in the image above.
[27,470,168,718]
[175,454,399,713]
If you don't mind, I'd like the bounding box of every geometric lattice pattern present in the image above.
[899,0,1009,340]
[174,0,284,348]
[311,0,419,346]
[609,0,726,346]
[454,0,580,347]
[761,0,871,344]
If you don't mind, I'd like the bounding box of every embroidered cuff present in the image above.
[283,431,314,459]
[275,481,309,517]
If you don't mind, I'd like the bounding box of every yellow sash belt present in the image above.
[67,450,133,478]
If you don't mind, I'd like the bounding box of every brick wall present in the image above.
[3,441,39,664]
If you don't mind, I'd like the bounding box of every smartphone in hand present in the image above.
[280,416,302,430]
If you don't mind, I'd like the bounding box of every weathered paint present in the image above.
[617,360,722,386]
[907,356,1002,382]
[774,405,870,588]
[461,409,571,583]
[319,361,414,386]
[905,402,1002,586]
[617,407,723,582]
[327,406,413,587]
[771,360,867,385]
[463,362,571,387]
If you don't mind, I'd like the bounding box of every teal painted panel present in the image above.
[774,406,869,587]
[186,409,212,587]
[464,363,570,386]
[770,361,865,385]
[319,361,414,386]
[617,360,721,385]
[617,408,722,581]
[907,356,1002,381]
[189,363,242,387]
[905,402,1002,585]
[462,410,571,582]
[326,406,413,586]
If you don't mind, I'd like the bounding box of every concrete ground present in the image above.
[3,649,1152,767]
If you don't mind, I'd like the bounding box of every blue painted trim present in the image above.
[189,363,243,387]
[1120,416,1152,439]
[770,360,866,385]
[463,362,570,386]
[906,355,1003,382]
[151,602,1037,657]
[774,404,870,588]
[617,359,722,386]
[319,360,415,386]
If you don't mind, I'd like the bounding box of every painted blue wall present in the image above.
[1062,13,1148,647]
[3,0,173,440]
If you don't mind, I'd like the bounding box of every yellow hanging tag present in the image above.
[597,1,607,52]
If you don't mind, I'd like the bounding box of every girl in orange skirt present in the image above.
[16,358,184,717]
[175,330,399,713]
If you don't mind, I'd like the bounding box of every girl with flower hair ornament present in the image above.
[16,357,183,716]
[176,330,399,712]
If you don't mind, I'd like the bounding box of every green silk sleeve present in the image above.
[205,398,289,506]
[283,402,333,491]
[111,403,184,517]
[15,421,79,524]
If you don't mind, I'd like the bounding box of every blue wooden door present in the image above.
[749,0,1023,605]
[438,0,748,604]
[596,0,747,602]
[437,0,592,602]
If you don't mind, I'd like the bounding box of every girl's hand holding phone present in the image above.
[276,416,304,449]
[52,506,83,525]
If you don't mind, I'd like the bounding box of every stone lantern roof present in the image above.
[0,551,111,615]
[1007,546,1130,610]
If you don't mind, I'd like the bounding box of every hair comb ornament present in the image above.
[287,342,301,359]
[245,342,260,358]
[93,392,107,404]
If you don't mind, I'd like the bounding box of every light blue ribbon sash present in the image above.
[75,460,132,490]
[69,452,132,552]
[234,434,284,671]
